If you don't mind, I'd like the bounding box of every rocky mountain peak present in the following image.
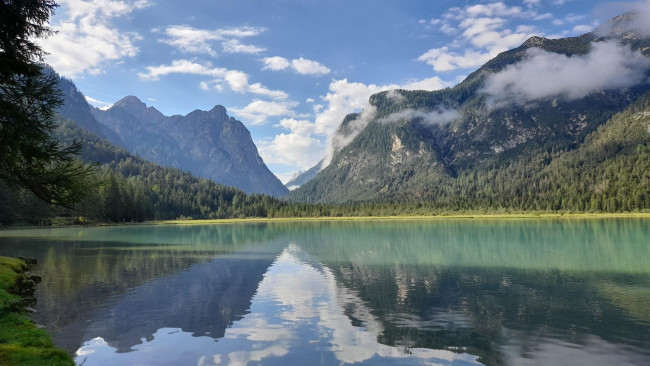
[522,36,548,48]
[209,105,227,116]
[113,95,165,124]
[114,95,147,110]
[594,11,649,41]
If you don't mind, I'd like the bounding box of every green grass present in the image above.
[0,257,73,366]
[154,212,650,225]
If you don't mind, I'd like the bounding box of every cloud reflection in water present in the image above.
[75,243,482,365]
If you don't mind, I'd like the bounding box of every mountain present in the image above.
[288,12,650,211]
[284,159,324,190]
[52,75,288,197]
[55,75,124,145]
[90,96,288,197]
[52,83,288,196]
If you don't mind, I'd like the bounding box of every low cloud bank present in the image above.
[482,40,650,108]
[323,107,377,167]
[377,108,460,126]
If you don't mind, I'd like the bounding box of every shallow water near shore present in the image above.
[1,218,649,365]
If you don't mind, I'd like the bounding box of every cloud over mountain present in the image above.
[482,40,650,107]
[377,108,460,126]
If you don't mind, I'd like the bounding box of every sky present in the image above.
[39,0,646,183]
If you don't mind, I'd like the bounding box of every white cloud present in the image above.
[223,70,288,99]
[417,3,539,73]
[377,108,460,126]
[315,79,388,137]
[571,24,594,33]
[439,22,458,35]
[443,2,539,20]
[533,13,553,20]
[138,60,226,80]
[482,40,650,108]
[40,0,151,77]
[257,119,325,169]
[324,106,377,166]
[463,2,525,18]
[291,58,331,75]
[84,95,112,109]
[230,100,299,125]
[417,47,498,72]
[385,89,406,102]
[199,81,211,91]
[160,26,221,56]
[262,56,291,71]
[523,0,541,7]
[221,39,266,54]
[263,56,331,76]
[160,25,266,56]
[138,60,287,99]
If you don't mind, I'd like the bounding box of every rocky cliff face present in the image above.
[55,76,124,146]
[93,96,288,196]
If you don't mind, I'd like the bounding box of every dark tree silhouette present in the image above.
[0,0,94,207]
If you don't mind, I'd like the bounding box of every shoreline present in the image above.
[1,212,650,230]
[0,257,73,365]
[153,212,650,225]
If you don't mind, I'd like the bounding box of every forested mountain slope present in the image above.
[288,12,650,211]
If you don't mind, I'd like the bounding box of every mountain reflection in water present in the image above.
[75,243,481,365]
[0,220,648,365]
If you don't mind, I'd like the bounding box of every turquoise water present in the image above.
[0,219,649,365]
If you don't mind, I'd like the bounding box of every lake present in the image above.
[0,219,649,366]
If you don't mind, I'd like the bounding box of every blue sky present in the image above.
[41,0,645,182]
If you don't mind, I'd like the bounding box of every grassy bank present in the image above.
[0,257,73,366]
[2,212,649,231]
[155,212,650,225]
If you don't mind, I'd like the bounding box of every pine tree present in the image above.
[0,0,94,207]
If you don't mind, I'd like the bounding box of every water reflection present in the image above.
[0,224,288,351]
[0,219,648,365]
[76,244,481,365]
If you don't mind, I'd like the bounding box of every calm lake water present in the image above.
[0,219,649,366]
